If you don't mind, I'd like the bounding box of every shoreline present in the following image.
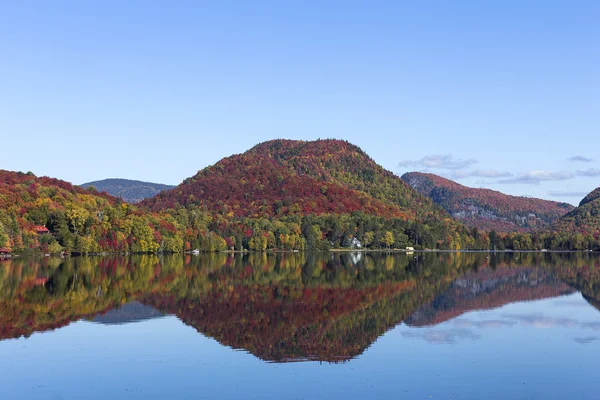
[1,248,594,259]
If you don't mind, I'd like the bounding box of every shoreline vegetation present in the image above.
[0,248,594,259]
[1,140,599,258]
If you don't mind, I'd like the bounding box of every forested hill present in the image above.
[138,139,482,250]
[401,172,573,232]
[553,187,600,237]
[0,170,187,254]
[80,179,174,203]
[142,139,442,220]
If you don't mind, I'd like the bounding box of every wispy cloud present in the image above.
[575,168,600,177]
[449,169,513,180]
[398,154,477,170]
[569,156,594,163]
[497,171,574,185]
[548,191,589,198]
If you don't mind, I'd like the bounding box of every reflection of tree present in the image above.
[143,281,424,362]
[1,252,600,362]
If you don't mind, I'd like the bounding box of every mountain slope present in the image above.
[553,187,600,236]
[80,178,174,203]
[401,172,573,232]
[142,139,442,220]
[0,170,186,254]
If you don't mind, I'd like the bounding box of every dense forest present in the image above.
[553,187,600,238]
[1,140,599,255]
[0,170,187,254]
[402,171,574,231]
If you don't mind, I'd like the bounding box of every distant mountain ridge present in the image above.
[401,172,573,232]
[81,178,175,203]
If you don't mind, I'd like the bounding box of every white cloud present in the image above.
[449,169,513,180]
[576,168,600,177]
[398,154,477,170]
[497,170,574,185]
[548,191,589,197]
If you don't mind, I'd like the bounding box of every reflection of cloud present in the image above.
[552,299,589,307]
[401,329,480,344]
[503,313,578,328]
[574,336,598,344]
[453,319,517,329]
[581,322,600,331]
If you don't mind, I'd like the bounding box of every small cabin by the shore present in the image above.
[35,226,50,234]
[0,248,12,257]
[406,246,415,252]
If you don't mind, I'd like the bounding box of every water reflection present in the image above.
[1,252,600,362]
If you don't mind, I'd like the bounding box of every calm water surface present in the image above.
[1,252,599,399]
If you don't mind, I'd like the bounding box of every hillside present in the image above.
[141,139,475,250]
[81,179,174,203]
[143,139,437,219]
[553,187,600,238]
[401,172,573,232]
[0,170,187,254]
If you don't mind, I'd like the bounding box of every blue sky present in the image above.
[1,1,598,204]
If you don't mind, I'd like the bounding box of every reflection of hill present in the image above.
[92,301,164,325]
[1,252,600,363]
[550,260,600,312]
[406,267,574,327]
[582,295,600,312]
[142,280,437,363]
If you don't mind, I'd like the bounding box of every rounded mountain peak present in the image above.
[249,139,368,159]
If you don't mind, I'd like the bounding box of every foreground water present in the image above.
[1,252,599,399]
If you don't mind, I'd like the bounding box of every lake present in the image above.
[1,252,599,399]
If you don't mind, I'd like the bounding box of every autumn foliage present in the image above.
[402,172,574,232]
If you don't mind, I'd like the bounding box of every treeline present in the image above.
[1,170,599,255]
[485,229,599,251]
